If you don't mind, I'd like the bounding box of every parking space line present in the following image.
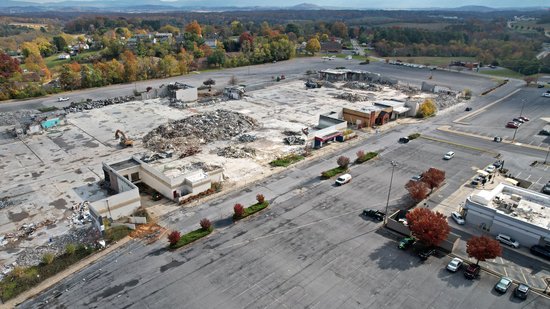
[529,141,535,145]
[519,268,528,284]
[516,172,522,178]
[535,176,542,184]
[525,174,531,181]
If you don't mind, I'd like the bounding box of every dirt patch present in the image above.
[8,211,29,222]
[83,140,99,148]
[49,198,67,210]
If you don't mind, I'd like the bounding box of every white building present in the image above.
[464,183,550,248]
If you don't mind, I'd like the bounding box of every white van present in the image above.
[443,151,455,160]
[335,174,352,186]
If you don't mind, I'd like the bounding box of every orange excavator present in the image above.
[115,129,134,147]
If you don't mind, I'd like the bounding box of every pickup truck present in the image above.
[362,209,385,221]
[58,97,70,102]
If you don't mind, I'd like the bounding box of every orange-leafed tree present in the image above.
[185,20,202,37]
[422,167,446,191]
[405,180,429,202]
[200,218,212,231]
[466,236,502,265]
[168,231,181,247]
[233,203,244,219]
[406,208,450,247]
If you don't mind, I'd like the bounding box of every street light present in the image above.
[384,160,398,224]
[512,99,526,143]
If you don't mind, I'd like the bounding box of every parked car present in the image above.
[514,284,530,299]
[539,128,550,136]
[335,174,352,185]
[494,276,512,293]
[513,118,525,124]
[362,209,385,221]
[506,121,519,129]
[398,237,416,249]
[493,160,503,168]
[530,245,550,260]
[496,234,520,248]
[443,151,455,160]
[485,165,496,173]
[446,257,463,272]
[411,175,423,182]
[418,247,436,260]
[399,137,410,143]
[518,116,529,122]
[465,107,472,111]
[538,84,544,88]
[493,136,502,143]
[542,92,550,97]
[464,264,481,279]
[451,212,465,225]
[542,182,550,195]
[58,97,69,102]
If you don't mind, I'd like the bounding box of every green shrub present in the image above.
[270,154,304,167]
[356,152,378,164]
[42,253,55,265]
[320,166,348,179]
[65,243,76,255]
[408,133,421,140]
[105,225,131,243]
[38,106,58,113]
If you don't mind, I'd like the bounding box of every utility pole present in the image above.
[385,161,397,225]
[544,147,549,164]
[512,99,526,143]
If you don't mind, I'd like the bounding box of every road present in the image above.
[0,57,496,113]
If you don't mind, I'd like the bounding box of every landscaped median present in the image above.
[269,153,304,167]
[233,194,270,221]
[168,219,213,249]
[355,151,378,164]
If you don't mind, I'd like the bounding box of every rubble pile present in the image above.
[1,219,57,246]
[282,130,301,136]
[15,225,100,267]
[0,110,36,126]
[238,134,257,143]
[0,197,14,210]
[189,162,223,172]
[322,81,337,88]
[142,109,258,151]
[284,136,306,145]
[343,81,381,91]
[216,146,256,158]
[435,93,462,109]
[63,96,135,113]
[179,145,202,158]
[335,92,369,102]
[169,98,221,109]
[69,201,92,227]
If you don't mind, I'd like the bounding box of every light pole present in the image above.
[512,99,526,143]
[385,160,397,224]
[544,147,549,164]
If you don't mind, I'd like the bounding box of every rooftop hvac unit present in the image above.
[511,194,521,202]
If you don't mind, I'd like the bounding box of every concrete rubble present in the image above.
[343,81,381,91]
[216,146,256,158]
[238,134,257,143]
[284,136,306,145]
[68,201,92,227]
[63,96,135,113]
[142,109,258,152]
[0,197,14,210]
[335,92,369,102]
[0,110,37,126]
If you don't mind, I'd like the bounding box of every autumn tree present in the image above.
[52,36,68,52]
[466,236,502,265]
[306,38,321,55]
[228,75,239,85]
[59,63,81,90]
[417,98,437,118]
[120,50,138,82]
[176,48,193,74]
[200,218,212,231]
[337,156,350,168]
[185,20,202,37]
[168,231,181,247]
[233,203,244,219]
[523,76,536,86]
[0,52,21,80]
[331,21,348,38]
[256,194,265,204]
[406,208,450,247]
[405,180,429,202]
[422,168,445,191]
[239,32,254,46]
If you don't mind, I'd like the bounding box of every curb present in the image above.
[453,88,521,124]
[6,237,132,308]
[419,135,499,156]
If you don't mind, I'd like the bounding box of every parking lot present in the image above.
[452,88,550,147]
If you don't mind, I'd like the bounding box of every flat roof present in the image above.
[109,158,141,171]
[470,183,550,229]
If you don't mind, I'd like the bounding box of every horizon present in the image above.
[6,0,549,9]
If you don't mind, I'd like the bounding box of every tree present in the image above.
[200,218,212,231]
[207,46,226,67]
[59,63,81,90]
[168,231,181,246]
[406,208,450,247]
[523,76,536,86]
[356,150,365,161]
[422,168,445,191]
[463,88,472,99]
[306,38,321,55]
[0,52,21,80]
[120,50,138,82]
[405,180,429,202]
[185,20,202,37]
[417,98,436,118]
[466,236,502,265]
[239,32,254,46]
[256,194,265,204]
[53,36,68,52]
[203,78,215,91]
[331,21,348,38]
[337,156,350,168]
[234,203,244,219]
[228,75,238,85]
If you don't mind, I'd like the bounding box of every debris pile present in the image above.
[189,162,223,172]
[305,80,322,89]
[335,92,369,102]
[1,219,56,246]
[216,146,256,158]
[435,93,462,109]
[322,81,337,88]
[282,130,301,136]
[15,225,100,267]
[179,145,202,158]
[238,134,257,143]
[284,136,306,145]
[69,201,92,227]
[343,81,381,91]
[63,96,135,113]
[142,109,258,152]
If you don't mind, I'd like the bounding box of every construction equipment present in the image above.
[115,129,134,147]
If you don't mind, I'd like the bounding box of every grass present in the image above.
[479,68,525,79]
[105,225,131,243]
[384,56,477,66]
[234,201,270,221]
[0,246,94,301]
[408,133,421,140]
[270,154,304,167]
[170,228,213,249]
[37,106,58,113]
[321,166,348,179]
[356,152,378,164]
[43,50,102,69]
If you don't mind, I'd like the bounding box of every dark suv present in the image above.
[464,264,480,279]
[530,245,550,260]
[418,248,436,261]
[362,209,385,221]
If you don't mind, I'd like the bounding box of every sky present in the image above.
[14,0,549,8]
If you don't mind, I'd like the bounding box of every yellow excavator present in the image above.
[115,129,134,147]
